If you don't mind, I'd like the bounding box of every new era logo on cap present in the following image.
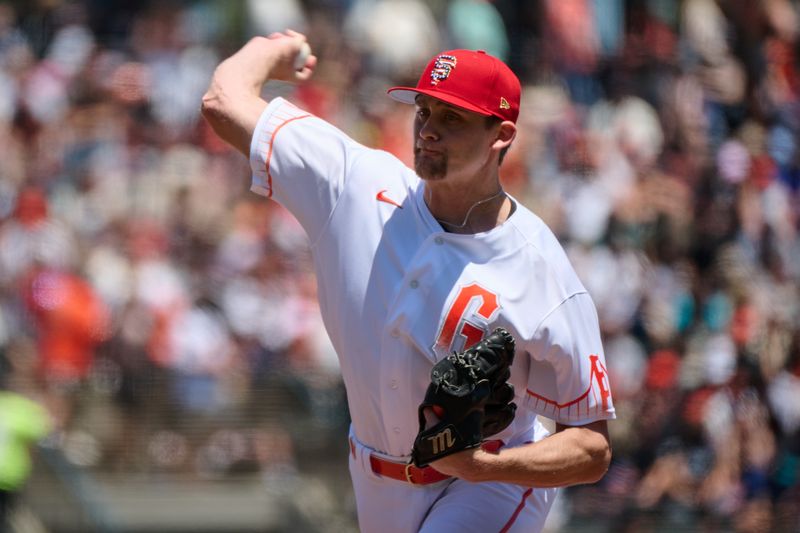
[387,49,521,123]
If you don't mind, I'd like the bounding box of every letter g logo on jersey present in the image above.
[434,283,501,353]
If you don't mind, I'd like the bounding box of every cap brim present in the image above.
[387,86,492,117]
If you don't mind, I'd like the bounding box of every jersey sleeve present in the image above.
[522,292,616,426]
[249,97,364,243]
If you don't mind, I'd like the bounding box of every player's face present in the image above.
[413,95,499,182]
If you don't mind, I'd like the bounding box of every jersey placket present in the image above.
[378,232,447,455]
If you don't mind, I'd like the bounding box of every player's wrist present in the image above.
[220,38,282,92]
[239,32,313,84]
[430,446,497,483]
[470,446,501,482]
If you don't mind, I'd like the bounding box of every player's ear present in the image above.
[492,121,516,151]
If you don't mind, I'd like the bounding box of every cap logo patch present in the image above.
[430,54,457,85]
[499,97,510,110]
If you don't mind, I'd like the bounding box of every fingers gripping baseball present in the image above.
[411,328,517,468]
[264,29,316,81]
[293,42,312,72]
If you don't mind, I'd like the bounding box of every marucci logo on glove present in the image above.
[427,427,456,454]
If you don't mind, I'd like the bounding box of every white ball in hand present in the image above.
[294,42,311,71]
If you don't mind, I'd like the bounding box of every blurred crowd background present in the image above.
[0,0,798,531]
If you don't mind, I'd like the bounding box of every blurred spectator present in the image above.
[246,0,307,38]
[344,0,440,77]
[0,187,77,283]
[21,266,110,388]
[446,0,510,61]
[0,356,52,530]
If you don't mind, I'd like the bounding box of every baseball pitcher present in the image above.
[201,30,615,532]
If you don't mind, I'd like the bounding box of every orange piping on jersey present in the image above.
[526,355,612,415]
[264,114,312,197]
[499,487,533,532]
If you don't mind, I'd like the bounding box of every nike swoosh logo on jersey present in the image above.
[376,189,403,208]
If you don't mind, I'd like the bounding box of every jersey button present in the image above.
[434,236,444,245]
[393,427,401,434]
[390,380,398,389]
[410,280,419,289]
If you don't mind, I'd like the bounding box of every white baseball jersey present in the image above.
[249,98,615,532]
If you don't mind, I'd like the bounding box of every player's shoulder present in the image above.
[507,201,562,253]
[508,200,586,293]
[276,98,418,185]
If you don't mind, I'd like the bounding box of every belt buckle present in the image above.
[404,462,417,484]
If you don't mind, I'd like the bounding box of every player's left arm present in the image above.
[429,419,611,486]
[433,292,614,486]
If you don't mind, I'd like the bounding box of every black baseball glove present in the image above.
[411,327,517,468]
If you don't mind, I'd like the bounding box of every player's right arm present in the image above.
[201,30,316,156]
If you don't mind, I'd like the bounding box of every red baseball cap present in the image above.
[387,49,521,123]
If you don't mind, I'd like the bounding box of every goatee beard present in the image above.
[414,150,448,181]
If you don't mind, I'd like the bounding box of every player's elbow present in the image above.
[584,437,612,484]
[200,79,257,156]
[564,420,611,485]
[200,81,227,125]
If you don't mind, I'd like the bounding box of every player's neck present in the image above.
[424,179,512,234]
